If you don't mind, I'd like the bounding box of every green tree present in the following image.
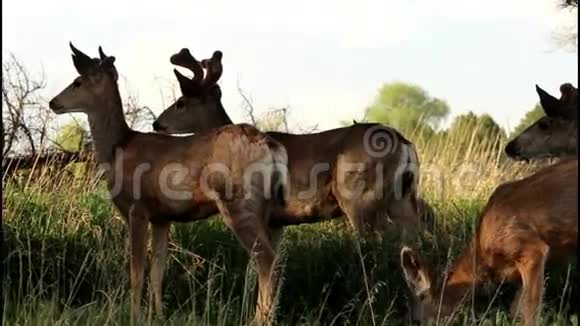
[446,111,506,156]
[54,121,88,152]
[364,82,450,136]
[510,104,544,138]
[448,112,505,139]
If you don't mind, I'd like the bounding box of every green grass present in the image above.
[2,128,577,325]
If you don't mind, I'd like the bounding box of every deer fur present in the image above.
[153,48,424,239]
[49,43,289,325]
[505,83,578,161]
[400,158,577,326]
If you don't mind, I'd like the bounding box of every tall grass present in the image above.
[2,125,577,325]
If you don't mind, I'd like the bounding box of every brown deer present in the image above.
[505,83,578,161]
[153,48,424,239]
[400,158,577,326]
[48,43,289,325]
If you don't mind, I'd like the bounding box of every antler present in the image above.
[560,83,578,103]
[98,46,108,60]
[201,51,223,87]
[170,48,204,84]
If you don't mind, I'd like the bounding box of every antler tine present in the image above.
[98,46,108,60]
[559,83,578,108]
[170,48,204,84]
[201,51,223,87]
[560,83,577,97]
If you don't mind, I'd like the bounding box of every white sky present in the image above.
[2,0,578,132]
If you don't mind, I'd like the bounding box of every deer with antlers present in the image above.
[153,48,425,240]
[400,157,577,326]
[505,83,578,161]
[48,43,289,325]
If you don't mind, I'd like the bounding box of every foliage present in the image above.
[510,104,544,138]
[448,112,505,139]
[444,111,506,158]
[254,108,290,132]
[54,121,88,152]
[364,82,450,137]
[4,124,574,325]
[561,0,578,8]
[553,0,578,51]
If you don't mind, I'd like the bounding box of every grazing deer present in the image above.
[505,83,578,161]
[400,158,577,326]
[48,43,289,325]
[153,48,423,239]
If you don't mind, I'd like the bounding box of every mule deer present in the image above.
[505,83,578,161]
[153,48,424,239]
[49,43,289,325]
[400,158,577,326]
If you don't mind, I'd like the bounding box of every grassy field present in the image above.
[2,127,578,325]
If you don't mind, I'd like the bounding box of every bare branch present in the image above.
[119,76,158,130]
[236,77,257,125]
[2,53,51,157]
[560,0,578,9]
[552,0,578,51]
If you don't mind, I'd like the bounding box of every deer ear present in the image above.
[174,69,198,96]
[400,246,431,295]
[536,84,561,117]
[70,42,95,75]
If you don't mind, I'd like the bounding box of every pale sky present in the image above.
[2,0,578,133]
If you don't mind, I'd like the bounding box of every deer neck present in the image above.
[563,124,577,156]
[86,85,131,164]
[211,101,233,126]
[199,101,233,133]
[549,125,578,159]
[438,242,480,307]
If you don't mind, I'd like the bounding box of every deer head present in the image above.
[400,246,468,322]
[153,48,229,134]
[49,43,119,115]
[505,83,578,161]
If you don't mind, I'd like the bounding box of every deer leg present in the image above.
[367,204,389,242]
[270,226,284,252]
[266,225,285,313]
[216,199,277,325]
[514,243,549,326]
[337,201,366,237]
[340,200,389,242]
[332,168,368,237]
[149,222,170,318]
[128,205,148,325]
[509,286,523,320]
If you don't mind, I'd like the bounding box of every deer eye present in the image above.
[73,80,82,88]
[538,120,550,131]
